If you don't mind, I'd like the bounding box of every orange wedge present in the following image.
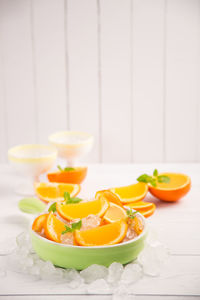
[47,167,87,184]
[32,214,47,232]
[35,182,80,203]
[74,220,128,246]
[103,202,127,223]
[110,182,148,204]
[56,198,109,221]
[149,173,191,202]
[126,202,156,218]
[44,212,66,243]
[95,190,124,207]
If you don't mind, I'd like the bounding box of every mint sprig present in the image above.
[137,169,170,187]
[48,202,57,212]
[61,220,82,234]
[57,165,75,172]
[63,192,82,205]
[126,209,138,219]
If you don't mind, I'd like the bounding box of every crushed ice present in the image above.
[3,227,169,295]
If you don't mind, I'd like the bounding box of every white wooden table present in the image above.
[0,163,200,300]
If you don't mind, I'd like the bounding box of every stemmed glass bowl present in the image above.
[8,144,57,195]
[48,131,94,167]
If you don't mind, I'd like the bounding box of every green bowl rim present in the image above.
[30,212,147,249]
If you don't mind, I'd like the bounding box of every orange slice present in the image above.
[95,190,124,207]
[74,220,128,246]
[47,167,87,184]
[44,212,66,243]
[32,214,47,232]
[103,202,127,223]
[110,182,148,204]
[56,198,109,221]
[35,182,80,203]
[149,173,191,202]
[126,202,156,218]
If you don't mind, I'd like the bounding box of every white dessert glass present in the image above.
[8,144,57,195]
[48,131,94,167]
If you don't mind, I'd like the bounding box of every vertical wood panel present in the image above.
[100,0,132,163]
[132,0,165,162]
[0,51,7,162]
[166,0,199,162]
[67,0,99,163]
[0,0,36,148]
[32,0,67,143]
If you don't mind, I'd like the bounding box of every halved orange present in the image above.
[126,202,156,218]
[35,182,80,203]
[44,212,66,243]
[74,220,128,246]
[95,190,124,207]
[149,173,191,202]
[32,214,47,232]
[47,167,87,184]
[103,202,127,223]
[110,182,148,204]
[56,198,109,221]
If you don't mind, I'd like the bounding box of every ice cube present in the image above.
[64,269,83,288]
[60,232,74,245]
[81,215,101,231]
[121,263,142,284]
[112,284,135,300]
[123,227,137,242]
[138,243,169,277]
[80,264,108,283]
[86,278,110,294]
[107,262,123,284]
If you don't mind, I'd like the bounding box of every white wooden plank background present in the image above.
[0,0,37,148]
[0,0,199,164]
[32,0,67,144]
[100,0,132,163]
[132,0,165,163]
[67,0,100,163]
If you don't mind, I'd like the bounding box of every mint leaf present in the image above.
[68,197,82,204]
[64,192,82,204]
[61,220,82,235]
[48,202,57,212]
[57,165,63,172]
[71,220,82,230]
[63,167,75,172]
[157,175,170,183]
[57,165,75,172]
[64,192,71,203]
[126,209,138,219]
[153,169,158,177]
[137,174,151,183]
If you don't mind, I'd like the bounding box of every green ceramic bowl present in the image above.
[30,214,147,270]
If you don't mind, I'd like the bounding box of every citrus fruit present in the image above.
[56,198,109,221]
[95,190,124,207]
[110,182,148,204]
[44,212,66,243]
[74,220,128,246]
[126,201,156,218]
[35,182,80,203]
[149,173,191,202]
[47,167,87,184]
[32,214,47,232]
[103,202,127,223]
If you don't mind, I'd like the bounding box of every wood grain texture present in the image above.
[0,0,36,148]
[100,0,132,163]
[32,0,67,143]
[165,0,200,162]
[67,0,99,163]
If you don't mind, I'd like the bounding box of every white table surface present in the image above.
[0,163,200,300]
